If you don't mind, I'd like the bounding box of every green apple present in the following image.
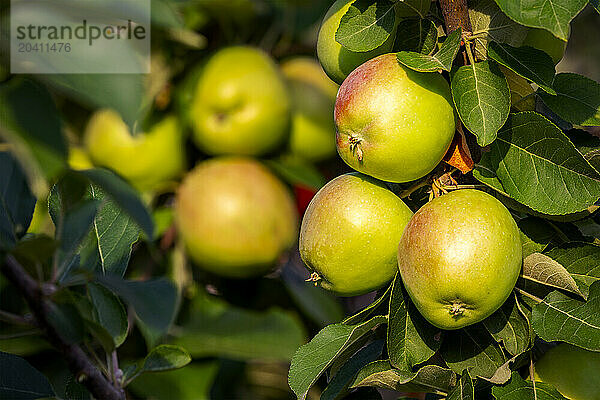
[281,57,339,162]
[175,157,298,278]
[335,53,455,183]
[188,46,291,156]
[398,190,522,330]
[522,28,567,65]
[317,0,399,84]
[535,344,600,400]
[281,57,339,99]
[84,110,185,192]
[299,173,413,296]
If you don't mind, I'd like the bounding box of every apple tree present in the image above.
[288,0,600,399]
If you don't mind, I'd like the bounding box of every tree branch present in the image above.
[0,255,125,400]
[439,0,473,66]
[438,0,472,34]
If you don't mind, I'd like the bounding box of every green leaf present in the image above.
[97,275,177,333]
[343,285,391,325]
[76,169,153,238]
[483,352,527,385]
[531,280,600,351]
[393,18,438,55]
[492,371,568,399]
[48,172,91,225]
[321,340,384,400]
[521,253,584,297]
[351,361,457,393]
[545,242,600,296]
[473,112,600,215]
[387,275,441,369]
[88,283,128,348]
[487,41,556,94]
[440,324,506,379]
[288,315,387,400]
[335,0,397,52]
[0,351,55,400]
[591,0,600,13]
[281,264,344,327]
[141,345,191,372]
[128,361,218,400]
[482,294,531,356]
[396,0,432,18]
[90,185,140,277]
[396,27,462,72]
[47,302,86,344]
[40,74,144,128]
[0,79,67,187]
[174,292,305,362]
[265,156,326,190]
[568,129,600,155]
[447,370,474,400]
[64,374,90,400]
[518,217,557,257]
[538,73,600,126]
[451,60,510,146]
[55,200,101,277]
[469,0,528,60]
[0,151,36,251]
[493,0,587,41]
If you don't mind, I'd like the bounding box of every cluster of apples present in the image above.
[297,0,522,331]
[79,46,344,278]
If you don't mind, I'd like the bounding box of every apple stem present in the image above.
[400,178,431,199]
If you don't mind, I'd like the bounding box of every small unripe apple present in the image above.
[522,28,567,65]
[188,46,291,156]
[398,190,522,330]
[299,173,413,296]
[317,0,398,84]
[281,57,339,162]
[84,110,185,192]
[335,53,456,183]
[175,157,298,278]
[535,343,600,400]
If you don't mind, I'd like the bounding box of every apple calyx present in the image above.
[348,135,364,161]
[305,271,322,286]
[447,300,469,319]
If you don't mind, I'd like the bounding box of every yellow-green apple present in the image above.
[522,28,567,65]
[175,157,298,278]
[535,343,600,400]
[335,53,455,183]
[299,173,413,296]
[317,0,399,84]
[188,46,291,156]
[398,190,522,330]
[84,110,185,192]
[281,57,338,162]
